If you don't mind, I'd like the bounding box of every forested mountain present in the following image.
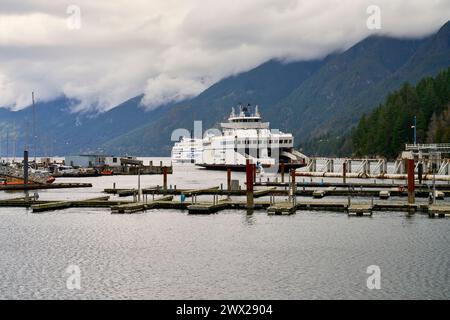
[351,67,450,158]
[1,21,450,157]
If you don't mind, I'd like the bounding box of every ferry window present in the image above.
[113,157,117,163]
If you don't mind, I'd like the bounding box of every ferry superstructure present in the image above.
[196,104,307,172]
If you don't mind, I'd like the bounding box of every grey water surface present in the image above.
[0,160,449,299]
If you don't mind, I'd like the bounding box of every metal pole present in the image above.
[24,150,29,203]
[32,92,37,162]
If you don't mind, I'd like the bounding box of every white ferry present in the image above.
[196,104,307,172]
[171,137,203,164]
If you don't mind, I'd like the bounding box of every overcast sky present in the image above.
[1,0,450,112]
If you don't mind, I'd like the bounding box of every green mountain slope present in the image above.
[351,66,450,158]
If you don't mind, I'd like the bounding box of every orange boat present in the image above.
[0,176,55,185]
[101,169,113,176]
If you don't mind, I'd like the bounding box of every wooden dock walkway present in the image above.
[187,202,229,215]
[428,205,450,218]
[111,195,174,214]
[267,202,296,215]
[0,183,92,191]
[103,186,448,199]
[32,196,111,213]
[0,194,448,218]
[348,204,373,216]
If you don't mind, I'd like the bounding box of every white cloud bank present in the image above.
[0,0,449,111]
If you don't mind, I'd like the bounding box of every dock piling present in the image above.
[407,159,415,204]
[246,160,254,211]
[343,162,347,184]
[163,167,168,192]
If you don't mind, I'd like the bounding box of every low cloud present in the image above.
[0,0,449,112]
[141,75,208,110]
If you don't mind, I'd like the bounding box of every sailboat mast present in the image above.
[32,91,36,162]
[6,130,9,163]
[12,123,16,163]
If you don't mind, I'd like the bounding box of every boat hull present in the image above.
[196,163,306,172]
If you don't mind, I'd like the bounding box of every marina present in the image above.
[1,157,449,217]
[1,158,449,300]
[2,1,450,304]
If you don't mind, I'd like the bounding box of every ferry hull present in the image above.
[196,163,306,172]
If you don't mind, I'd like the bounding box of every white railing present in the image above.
[405,143,450,151]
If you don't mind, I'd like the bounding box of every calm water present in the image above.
[0,159,449,300]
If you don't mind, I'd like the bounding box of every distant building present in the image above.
[65,155,137,168]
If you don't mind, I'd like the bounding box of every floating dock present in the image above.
[103,185,449,199]
[0,183,92,191]
[1,196,448,218]
[428,205,450,218]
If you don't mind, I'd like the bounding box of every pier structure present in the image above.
[298,156,450,181]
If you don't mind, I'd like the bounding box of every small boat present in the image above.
[101,169,114,175]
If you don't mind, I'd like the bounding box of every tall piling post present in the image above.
[163,166,168,192]
[23,150,29,185]
[137,166,141,202]
[291,168,296,205]
[227,168,231,191]
[343,161,347,184]
[246,159,254,212]
[280,163,285,183]
[407,158,415,205]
